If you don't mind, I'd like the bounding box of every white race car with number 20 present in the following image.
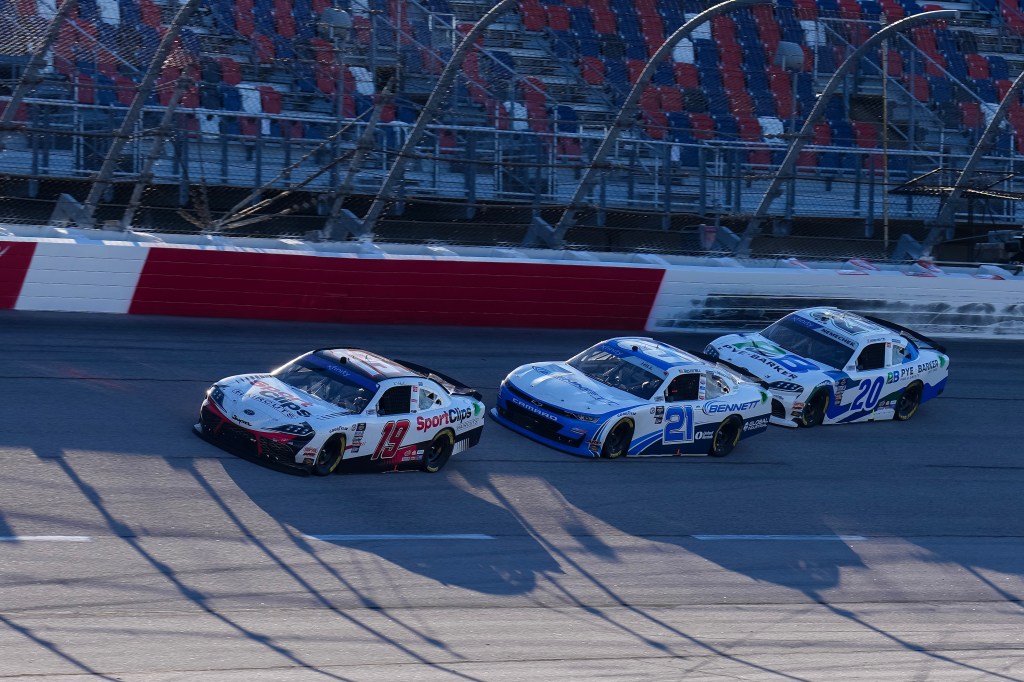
[705,308,949,428]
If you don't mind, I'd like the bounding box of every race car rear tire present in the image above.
[798,390,828,428]
[422,430,454,473]
[894,381,922,421]
[708,416,742,457]
[601,420,633,459]
[311,436,344,476]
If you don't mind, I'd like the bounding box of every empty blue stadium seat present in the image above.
[973,78,997,103]
[927,76,951,104]
[556,104,580,133]
[653,61,674,85]
[989,55,1009,81]
[578,38,601,57]
[624,39,647,60]
[551,31,573,59]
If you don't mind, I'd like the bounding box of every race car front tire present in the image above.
[311,436,344,476]
[422,429,454,473]
[798,390,828,428]
[708,416,742,457]
[601,420,633,459]
[894,381,922,421]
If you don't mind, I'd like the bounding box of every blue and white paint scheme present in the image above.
[706,307,949,428]
[491,337,772,458]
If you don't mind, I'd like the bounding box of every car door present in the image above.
[840,341,891,420]
[359,383,419,465]
[660,372,703,452]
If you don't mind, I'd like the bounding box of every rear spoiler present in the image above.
[860,315,947,354]
[687,350,771,389]
[394,359,483,401]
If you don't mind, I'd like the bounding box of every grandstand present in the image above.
[1,0,1024,261]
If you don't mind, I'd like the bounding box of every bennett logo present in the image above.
[703,400,759,414]
[416,406,474,431]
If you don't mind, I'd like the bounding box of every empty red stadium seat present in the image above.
[674,63,698,89]
[689,113,715,140]
[660,86,683,112]
[960,101,982,129]
[258,86,282,114]
[218,58,242,86]
[547,5,570,31]
[966,54,990,79]
[580,56,604,85]
[852,121,878,148]
[626,59,646,84]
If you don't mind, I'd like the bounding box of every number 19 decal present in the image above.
[372,419,410,459]
[664,405,694,443]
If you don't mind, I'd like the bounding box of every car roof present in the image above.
[601,337,707,371]
[315,348,423,381]
[788,308,893,341]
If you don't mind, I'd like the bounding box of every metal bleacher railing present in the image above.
[0,0,1023,262]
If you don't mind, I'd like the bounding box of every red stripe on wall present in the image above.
[0,241,36,309]
[130,248,665,329]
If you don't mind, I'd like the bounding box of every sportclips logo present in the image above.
[416,406,473,431]
[252,380,313,417]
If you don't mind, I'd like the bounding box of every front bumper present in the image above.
[196,400,312,467]
[491,384,599,457]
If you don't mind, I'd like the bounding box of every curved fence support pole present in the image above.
[0,0,79,142]
[736,9,958,257]
[118,78,189,230]
[356,0,520,240]
[922,68,1024,256]
[77,0,202,228]
[529,0,771,248]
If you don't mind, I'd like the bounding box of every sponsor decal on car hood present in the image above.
[510,363,641,413]
[714,334,831,385]
[219,375,353,428]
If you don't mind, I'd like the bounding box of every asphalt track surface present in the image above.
[1,312,1022,682]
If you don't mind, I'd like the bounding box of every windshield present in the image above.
[273,352,379,412]
[567,346,663,399]
[761,318,855,370]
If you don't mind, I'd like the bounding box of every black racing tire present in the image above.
[422,429,454,473]
[708,416,742,457]
[311,436,344,477]
[894,381,923,421]
[600,420,633,459]
[798,390,829,428]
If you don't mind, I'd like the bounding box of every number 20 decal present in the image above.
[372,419,410,459]
[663,405,694,443]
[851,377,884,411]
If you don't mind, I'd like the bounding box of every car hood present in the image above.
[712,333,834,389]
[214,374,354,430]
[506,362,645,413]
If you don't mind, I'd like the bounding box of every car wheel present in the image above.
[422,430,454,473]
[798,390,828,428]
[894,381,922,421]
[311,436,344,477]
[708,416,742,457]
[600,420,633,459]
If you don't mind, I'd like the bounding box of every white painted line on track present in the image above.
[693,534,866,541]
[0,536,92,542]
[303,534,495,542]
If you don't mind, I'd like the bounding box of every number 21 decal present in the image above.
[663,405,694,443]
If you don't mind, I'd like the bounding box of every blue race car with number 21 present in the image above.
[491,337,772,458]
